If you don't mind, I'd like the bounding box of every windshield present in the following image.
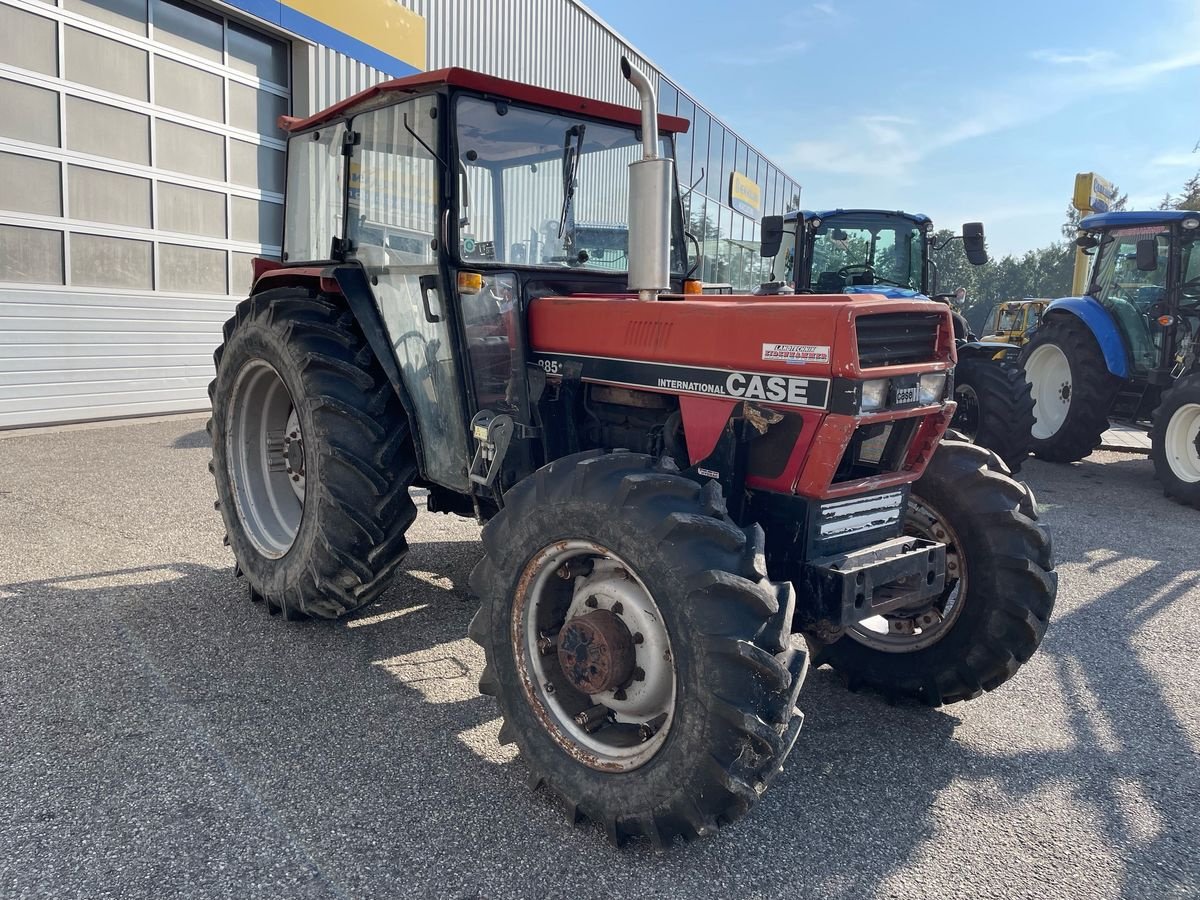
[809,213,924,291]
[455,96,685,273]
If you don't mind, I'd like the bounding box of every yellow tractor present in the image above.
[980,299,1048,347]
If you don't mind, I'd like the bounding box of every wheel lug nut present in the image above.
[536,635,557,655]
[632,632,644,645]
[613,688,627,701]
[611,601,623,614]
[632,667,645,682]
[556,564,572,580]
[584,596,598,609]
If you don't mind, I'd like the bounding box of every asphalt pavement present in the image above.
[0,416,1196,899]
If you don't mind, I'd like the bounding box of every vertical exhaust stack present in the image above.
[621,57,673,301]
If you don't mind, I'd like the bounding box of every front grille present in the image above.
[855,312,941,367]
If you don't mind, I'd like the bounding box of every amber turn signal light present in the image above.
[458,272,483,295]
[683,279,703,294]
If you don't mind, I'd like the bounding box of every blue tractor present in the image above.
[759,208,1036,470]
[1019,210,1200,505]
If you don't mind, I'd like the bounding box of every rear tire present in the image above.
[469,451,807,846]
[815,441,1056,705]
[1020,315,1119,462]
[1151,373,1200,508]
[209,287,418,619]
[951,357,1034,472]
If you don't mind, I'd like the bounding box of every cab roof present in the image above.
[280,67,692,136]
[1079,209,1200,231]
[785,209,932,227]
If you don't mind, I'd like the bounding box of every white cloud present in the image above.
[714,38,807,66]
[811,2,837,16]
[1029,48,1114,66]
[1151,151,1200,168]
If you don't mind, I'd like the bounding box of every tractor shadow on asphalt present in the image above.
[3,533,1194,898]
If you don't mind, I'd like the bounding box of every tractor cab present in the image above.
[1070,211,1200,380]
[273,68,691,494]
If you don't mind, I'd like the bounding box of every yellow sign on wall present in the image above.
[729,172,762,219]
[1072,172,1117,215]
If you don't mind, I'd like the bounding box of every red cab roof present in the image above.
[279,67,691,135]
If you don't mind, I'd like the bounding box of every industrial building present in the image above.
[0,0,802,426]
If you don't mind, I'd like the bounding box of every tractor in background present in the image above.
[981,299,1049,347]
[1020,208,1200,505]
[758,209,1036,470]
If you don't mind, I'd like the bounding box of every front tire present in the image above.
[815,440,1056,705]
[951,357,1035,472]
[469,451,807,846]
[1020,315,1120,462]
[209,287,418,619]
[1151,374,1200,508]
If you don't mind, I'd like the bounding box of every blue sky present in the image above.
[585,0,1200,256]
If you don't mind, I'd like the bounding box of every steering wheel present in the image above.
[837,264,874,280]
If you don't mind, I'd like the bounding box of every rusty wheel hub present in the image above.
[556,608,635,695]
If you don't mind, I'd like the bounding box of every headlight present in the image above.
[919,372,947,404]
[861,378,889,411]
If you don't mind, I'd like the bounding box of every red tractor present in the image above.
[209,59,1056,846]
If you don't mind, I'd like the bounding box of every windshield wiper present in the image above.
[557,124,586,257]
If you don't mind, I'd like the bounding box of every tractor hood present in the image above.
[528,293,955,386]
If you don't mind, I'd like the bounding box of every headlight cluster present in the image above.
[858,372,947,411]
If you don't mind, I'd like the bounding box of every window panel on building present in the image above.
[722,130,736,202]
[0,5,59,76]
[706,121,724,200]
[690,108,708,198]
[658,79,677,117]
[66,96,150,165]
[151,0,222,62]
[65,0,147,36]
[0,79,60,146]
[230,139,284,192]
[0,225,63,284]
[70,233,153,289]
[228,81,288,134]
[0,153,61,216]
[155,56,224,122]
[64,27,150,101]
[231,196,282,244]
[674,93,695,193]
[157,182,226,237]
[231,250,259,295]
[68,165,152,227]
[155,119,223,179]
[159,243,226,293]
[228,21,288,85]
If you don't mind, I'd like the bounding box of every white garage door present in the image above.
[0,0,289,427]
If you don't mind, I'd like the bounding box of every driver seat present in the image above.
[816,271,845,292]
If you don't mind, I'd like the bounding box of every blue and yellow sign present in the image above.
[1072,171,1117,215]
[228,0,425,77]
[729,171,762,219]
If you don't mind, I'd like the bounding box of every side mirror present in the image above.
[760,215,784,258]
[1136,238,1159,271]
[1075,233,1098,249]
[962,222,988,266]
[831,228,849,241]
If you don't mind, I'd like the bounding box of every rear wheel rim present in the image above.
[226,360,304,558]
[1165,402,1200,483]
[514,540,676,772]
[848,495,967,653]
[1025,343,1071,440]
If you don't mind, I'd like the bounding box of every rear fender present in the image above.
[1045,296,1129,378]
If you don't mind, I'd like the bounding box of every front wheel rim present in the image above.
[1025,344,1072,440]
[513,540,677,772]
[953,383,981,439]
[1165,402,1200,483]
[848,495,967,653]
[226,360,305,558]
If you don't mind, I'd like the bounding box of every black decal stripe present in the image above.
[534,352,830,410]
